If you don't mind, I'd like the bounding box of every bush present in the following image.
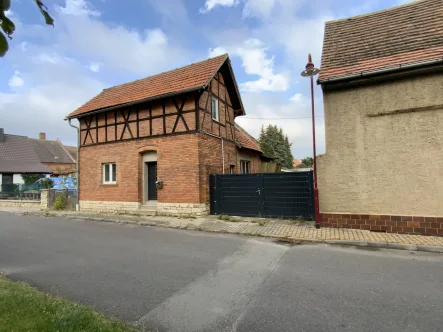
[21,174,46,185]
[54,194,66,210]
[39,178,54,189]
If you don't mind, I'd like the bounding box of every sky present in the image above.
[1,0,413,159]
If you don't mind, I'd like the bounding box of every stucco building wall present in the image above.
[318,72,443,217]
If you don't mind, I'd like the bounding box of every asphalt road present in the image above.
[1,212,442,332]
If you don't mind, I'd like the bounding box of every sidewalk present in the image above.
[2,207,443,253]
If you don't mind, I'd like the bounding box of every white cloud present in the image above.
[8,71,25,88]
[200,0,239,13]
[56,11,190,75]
[57,0,100,17]
[208,47,228,58]
[88,62,102,72]
[214,38,289,92]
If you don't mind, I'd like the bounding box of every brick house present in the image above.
[317,0,443,236]
[67,54,264,215]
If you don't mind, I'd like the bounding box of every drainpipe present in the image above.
[67,119,80,211]
[203,131,225,174]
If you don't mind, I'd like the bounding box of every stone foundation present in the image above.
[157,203,209,217]
[79,200,140,213]
[320,213,443,236]
[0,200,41,208]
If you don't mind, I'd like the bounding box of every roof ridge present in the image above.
[103,53,229,92]
[3,133,29,139]
[326,0,428,24]
[29,137,58,143]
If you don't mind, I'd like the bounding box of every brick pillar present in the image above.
[40,189,48,209]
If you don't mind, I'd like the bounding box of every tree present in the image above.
[296,157,313,168]
[21,174,46,185]
[0,0,54,57]
[259,124,294,169]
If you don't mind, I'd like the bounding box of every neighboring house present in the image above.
[30,132,76,176]
[317,0,443,236]
[0,128,52,186]
[66,54,264,215]
[293,159,301,168]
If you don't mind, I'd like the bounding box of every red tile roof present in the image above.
[319,0,443,82]
[235,124,262,153]
[68,54,229,118]
[293,159,301,167]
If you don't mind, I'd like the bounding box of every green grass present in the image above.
[218,215,239,222]
[0,275,134,332]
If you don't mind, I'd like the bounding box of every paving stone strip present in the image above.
[2,207,443,253]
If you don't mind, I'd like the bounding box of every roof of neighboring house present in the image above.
[235,124,262,153]
[293,159,301,167]
[68,54,245,118]
[0,134,52,174]
[30,139,75,164]
[319,0,443,82]
[64,145,77,162]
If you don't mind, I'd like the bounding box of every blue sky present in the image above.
[0,0,412,159]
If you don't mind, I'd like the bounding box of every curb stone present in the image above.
[325,240,368,247]
[416,245,443,253]
[386,243,418,251]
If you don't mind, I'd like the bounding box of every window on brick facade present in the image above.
[211,96,219,122]
[103,163,116,184]
[229,165,235,174]
[240,160,250,174]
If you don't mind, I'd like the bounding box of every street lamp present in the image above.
[301,54,321,229]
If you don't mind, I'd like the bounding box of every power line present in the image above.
[239,115,323,120]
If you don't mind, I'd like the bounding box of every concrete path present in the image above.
[1,212,443,332]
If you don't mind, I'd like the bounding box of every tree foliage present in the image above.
[21,174,46,185]
[258,125,294,169]
[0,0,54,57]
[297,157,313,168]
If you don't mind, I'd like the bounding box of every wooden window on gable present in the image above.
[211,96,219,122]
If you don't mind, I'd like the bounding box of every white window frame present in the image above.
[240,160,250,174]
[211,96,219,122]
[103,163,116,184]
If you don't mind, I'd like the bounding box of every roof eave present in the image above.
[318,57,443,86]
[67,86,205,119]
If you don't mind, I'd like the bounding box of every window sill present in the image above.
[102,183,118,187]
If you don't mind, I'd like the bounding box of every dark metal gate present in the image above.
[210,171,314,219]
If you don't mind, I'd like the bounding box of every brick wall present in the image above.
[238,150,262,174]
[0,200,40,208]
[198,133,237,205]
[320,213,443,236]
[79,134,200,204]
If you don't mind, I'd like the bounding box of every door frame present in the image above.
[142,151,157,204]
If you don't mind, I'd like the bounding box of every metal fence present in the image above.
[0,184,42,200]
[210,171,314,219]
[48,189,77,210]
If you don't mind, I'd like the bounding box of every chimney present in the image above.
[0,128,4,142]
[39,132,46,140]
